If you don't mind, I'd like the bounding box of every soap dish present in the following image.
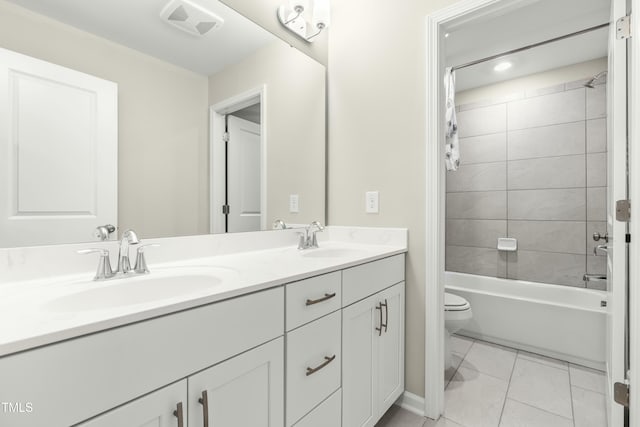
[497,238,517,252]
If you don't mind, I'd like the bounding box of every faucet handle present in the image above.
[77,248,114,280]
[134,244,160,274]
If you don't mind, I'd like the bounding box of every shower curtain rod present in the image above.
[450,22,610,71]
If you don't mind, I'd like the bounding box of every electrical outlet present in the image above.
[366,191,379,213]
[289,194,299,213]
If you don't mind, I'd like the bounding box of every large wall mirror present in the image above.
[0,0,326,247]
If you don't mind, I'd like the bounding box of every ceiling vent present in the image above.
[160,0,224,36]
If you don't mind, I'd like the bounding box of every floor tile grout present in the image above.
[497,348,519,426]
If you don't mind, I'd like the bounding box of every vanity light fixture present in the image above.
[494,61,512,72]
[277,0,330,42]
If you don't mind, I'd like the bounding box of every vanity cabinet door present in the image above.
[77,380,187,427]
[342,282,405,427]
[187,337,284,427]
[342,293,379,427]
[377,282,405,415]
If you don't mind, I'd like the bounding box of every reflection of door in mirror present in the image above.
[0,48,117,247]
[226,112,261,233]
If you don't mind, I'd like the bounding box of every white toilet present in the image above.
[444,292,472,369]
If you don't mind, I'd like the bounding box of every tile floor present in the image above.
[375,335,608,427]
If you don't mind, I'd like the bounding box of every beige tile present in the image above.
[508,122,585,161]
[572,386,607,427]
[446,191,507,220]
[587,153,607,187]
[445,366,508,427]
[508,189,585,221]
[446,246,507,278]
[587,118,607,153]
[587,187,606,221]
[508,358,572,418]
[446,219,506,248]
[450,334,475,357]
[508,155,585,190]
[509,220,586,254]
[376,405,426,427]
[508,89,585,130]
[447,162,507,192]
[570,364,607,394]
[586,85,606,120]
[517,351,568,371]
[457,104,507,138]
[499,399,573,427]
[460,341,517,381]
[424,417,466,427]
[507,250,586,287]
[459,133,507,165]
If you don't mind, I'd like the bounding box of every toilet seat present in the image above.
[445,292,470,312]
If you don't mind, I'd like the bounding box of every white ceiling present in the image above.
[444,0,611,90]
[6,0,277,76]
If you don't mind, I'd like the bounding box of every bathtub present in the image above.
[445,272,607,370]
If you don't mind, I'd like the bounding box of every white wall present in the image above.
[457,57,608,105]
[328,0,460,398]
[208,41,326,227]
[221,0,328,66]
[0,0,210,240]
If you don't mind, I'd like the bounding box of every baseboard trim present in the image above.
[395,391,425,417]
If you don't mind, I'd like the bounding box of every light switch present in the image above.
[289,194,299,213]
[366,191,379,213]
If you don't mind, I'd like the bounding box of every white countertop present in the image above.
[0,227,407,357]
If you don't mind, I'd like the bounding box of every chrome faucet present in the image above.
[298,221,324,249]
[117,229,140,274]
[273,219,287,230]
[594,244,609,256]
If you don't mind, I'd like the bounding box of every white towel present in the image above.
[444,67,460,171]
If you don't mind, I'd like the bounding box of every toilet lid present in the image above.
[445,293,470,311]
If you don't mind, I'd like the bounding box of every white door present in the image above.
[607,0,630,425]
[187,337,284,427]
[377,282,405,415]
[226,115,261,233]
[77,380,187,427]
[342,293,379,427]
[0,47,117,247]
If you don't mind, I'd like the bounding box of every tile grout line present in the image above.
[568,363,577,427]
[497,348,519,427]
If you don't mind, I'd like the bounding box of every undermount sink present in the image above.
[300,247,369,258]
[44,266,238,312]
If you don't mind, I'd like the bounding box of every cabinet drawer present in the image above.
[293,389,341,427]
[286,271,341,331]
[342,254,405,306]
[286,311,341,426]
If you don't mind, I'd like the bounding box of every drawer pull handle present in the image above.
[198,390,209,427]
[173,402,185,427]
[381,299,388,333]
[305,292,336,306]
[306,354,336,376]
[375,303,383,336]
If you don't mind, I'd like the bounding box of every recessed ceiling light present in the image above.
[444,33,450,38]
[494,62,512,72]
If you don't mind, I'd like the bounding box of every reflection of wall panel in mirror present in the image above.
[0,0,210,244]
[220,0,328,66]
[208,41,326,227]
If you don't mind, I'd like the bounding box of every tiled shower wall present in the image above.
[445,79,607,289]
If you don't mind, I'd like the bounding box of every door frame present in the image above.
[209,86,267,234]
[629,1,640,425]
[424,0,636,420]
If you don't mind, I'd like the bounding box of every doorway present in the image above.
[210,86,267,234]
[425,0,634,425]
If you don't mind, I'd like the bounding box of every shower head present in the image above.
[584,71,607,88]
